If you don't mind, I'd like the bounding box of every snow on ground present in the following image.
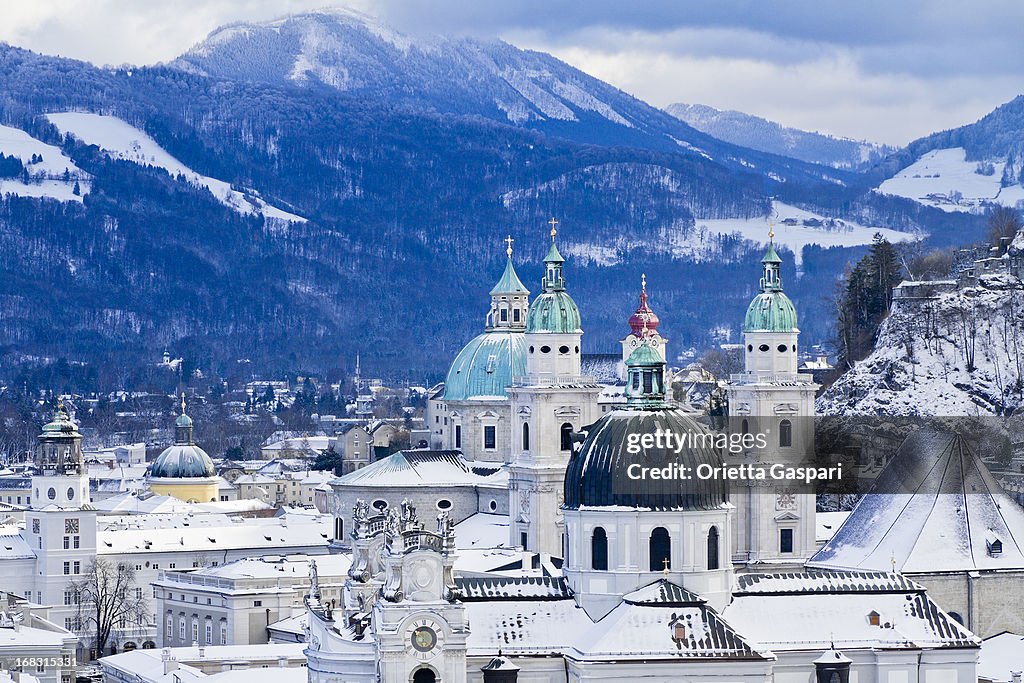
[877,147,1024,213]
[563,201,916,267]
[0,124,90,203]
[694,201,916,265]
[45,112,305,222]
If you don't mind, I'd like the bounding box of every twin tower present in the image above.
[432,223,817,568]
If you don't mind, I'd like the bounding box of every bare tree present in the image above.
[988,206,1023,246]
[69,559,149,658]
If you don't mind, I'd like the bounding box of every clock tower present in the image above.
[24,399,96,652]
[373,502,468,683]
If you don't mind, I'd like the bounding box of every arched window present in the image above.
[334,518,344,540]
[591,527,608,570]
[413,669,437,683]
[740,419,749,435]
[560,423,574,451]
[649,527,671,571]
[707,526,720,570]
[779,419,792,448]
[522,422,530,451]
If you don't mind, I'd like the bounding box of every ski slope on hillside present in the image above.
[877,147,1024,213]
[0,124,90,203]
[695,202,915,264]
[45,113,305,222]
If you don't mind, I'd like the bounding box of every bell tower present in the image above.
[725,235,817,567]
[25,398,97,636]
[508,220,601,556]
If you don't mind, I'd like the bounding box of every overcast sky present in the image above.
[4,1,1023,146]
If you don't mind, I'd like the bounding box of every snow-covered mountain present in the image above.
[873,95,1024,213]
[169,9,856,189]
[818,233,1024,416]
[666,103,895,171]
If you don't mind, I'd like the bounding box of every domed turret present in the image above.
[444,238,529,402]
[149,395,217,502]
[741,239,800,375]
[628,273,660,336]
[524,219,584,379]
[562,334,734,619]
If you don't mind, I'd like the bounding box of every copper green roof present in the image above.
[626,343,661,367]
[544,240,564,264]
[443,331,527,401]
[490,258,529,295]
[743,291,798,332]
[526,291,582,334]
[762,241,782,264]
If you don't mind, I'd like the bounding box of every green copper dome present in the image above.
[743,240,798,332]
[743,291,798,332]
[526,291,582,334]
[490,257,529,295]
[626,342,661,367]
[150,444,216,478]
[444,331,527,401]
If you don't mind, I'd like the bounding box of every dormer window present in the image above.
[987,535,1003,556]
[868,610,880,626]
[673,622,686,641]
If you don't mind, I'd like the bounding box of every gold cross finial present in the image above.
[548,217,558,239]
[180,392,187,415]
[505,235,514,258]
[662,557,670,576]
[641,272,647,293]
[768,220,775,242]
[57,395,65,413]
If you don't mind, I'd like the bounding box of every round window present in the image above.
[529,346,534,353]
[489,499,497,512]
[758,344,770,352]
[777,344,787,352]
[67,487,75,500]
[437,499,452,510]
[47,487,56,500]
[574,346,579,353]
[559,345,569,354]
[540,345,551,353]
[747,344,753,352]
[371,499,388,511]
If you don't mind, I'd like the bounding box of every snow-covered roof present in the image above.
[809,431,1024,573]
[463,597,591,656]
[178,553,350,581]
[453,512,509,549]
[723,570,977,651]
[334,450,506,488]
[816,510,851,543]
[458,576,570,601]
[93,492,194,514]
[978,631,1024,683]
[0,529,36,559]
[96,515,331,555]
[573,579,770,661]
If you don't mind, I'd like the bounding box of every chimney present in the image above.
[481,656,519,683]
[278,656,289,668]
[162,649,178,674]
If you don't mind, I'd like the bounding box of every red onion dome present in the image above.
[628,275,660,336]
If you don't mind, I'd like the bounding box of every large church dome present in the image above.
[150,397,215,479]
[150,443,216,478]
[443,331,527,401]
[563,407,728,510]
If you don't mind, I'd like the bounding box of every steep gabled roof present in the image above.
[808,430,1024,573]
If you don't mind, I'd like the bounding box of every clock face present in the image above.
[405,617,445,661]
[65,518,79,533]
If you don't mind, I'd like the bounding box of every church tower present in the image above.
[724,237,818,566]
[620,274,668,381]
[563,335,734,619]
[24,399,97,638]
[148,396,218,502]
[508,220,601,556]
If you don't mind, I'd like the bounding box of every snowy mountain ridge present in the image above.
[666,103,896,171]
[819,233,1024,416]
